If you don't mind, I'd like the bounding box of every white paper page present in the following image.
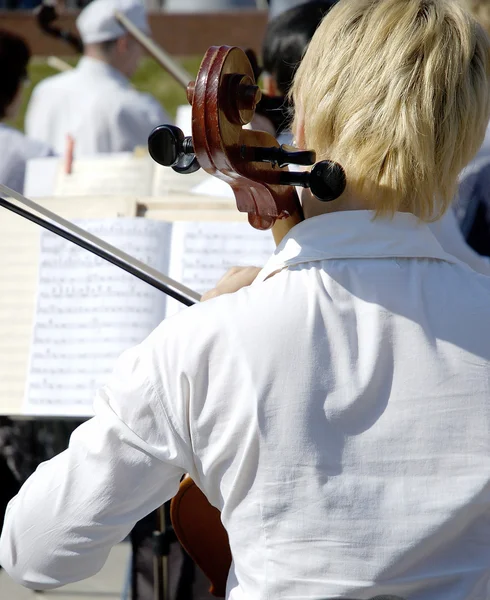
[145,207,248,223]
[142,190,236,212]
[54,153,154,197]
[0,196,137,417]
[165,221,275,316]
[24,156,60,197]
[24,218,171,417]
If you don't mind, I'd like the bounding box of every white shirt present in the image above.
[25,57,170,157]
[0,124,52,193]
[2,211,490,600]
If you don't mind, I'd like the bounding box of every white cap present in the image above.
[76,0,150,45]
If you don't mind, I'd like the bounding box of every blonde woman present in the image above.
[2,2,490,599]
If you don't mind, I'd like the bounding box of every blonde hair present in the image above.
[460,0,490,34]
[292,0,490,220]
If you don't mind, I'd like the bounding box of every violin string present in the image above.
[0,186,200,307]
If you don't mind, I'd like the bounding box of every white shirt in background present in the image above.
[1,211,490,600]
[0,124,52,194]
[25,57,170,157]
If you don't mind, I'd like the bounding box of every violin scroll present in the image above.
[147,44,347,238]
[174,46,346,234]
[35,1,84,54]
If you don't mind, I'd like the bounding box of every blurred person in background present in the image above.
[258,0,337,141]
[0,31,70,560]
[0,30,52,193]
[262,0,337,99]
[25,0,170,156]
[452,0,490,255]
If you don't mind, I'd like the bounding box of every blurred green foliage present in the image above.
[6,55,203,132]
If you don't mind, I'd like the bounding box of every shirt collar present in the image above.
[255,210,460,283]
[76,56,130,88]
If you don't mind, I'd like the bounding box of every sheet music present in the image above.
[24,218,171,417]
[165,221,275,316]
[0,214,44,416]
[0,197,137,417]
[145,207,248,222]
[142,190,237,213]
[54,154,154,197]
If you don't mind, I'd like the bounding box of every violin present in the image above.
[148,45,346,597]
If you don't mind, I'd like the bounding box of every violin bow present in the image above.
[46,56,73,72]
[0,184,200,307]
[114,11,192,89]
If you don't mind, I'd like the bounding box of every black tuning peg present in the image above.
[246,144,315,168]
[279,160,346,202]
[148,125,200,175]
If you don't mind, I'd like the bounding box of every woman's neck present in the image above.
[301,187,378,219]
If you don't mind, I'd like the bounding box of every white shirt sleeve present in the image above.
[0,340,189,590]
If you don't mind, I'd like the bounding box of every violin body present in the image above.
[170,478,231,597]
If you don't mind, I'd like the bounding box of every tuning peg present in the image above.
[246,144,315,168]
[279,160,346,202]
[148,125,200,175]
